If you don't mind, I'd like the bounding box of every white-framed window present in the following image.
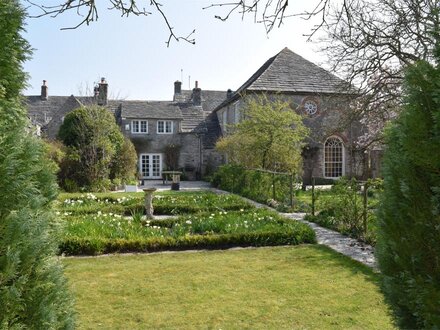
[324,136,345,178]
[131,120,148,134]
[157,120,173,134]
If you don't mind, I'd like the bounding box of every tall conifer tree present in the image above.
[0,1,75,328]
[377,33,440,329]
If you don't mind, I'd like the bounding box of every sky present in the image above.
[23,0,330,100]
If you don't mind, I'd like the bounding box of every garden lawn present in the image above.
[64,245,395,329]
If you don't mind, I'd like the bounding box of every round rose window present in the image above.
[304,100,318,116]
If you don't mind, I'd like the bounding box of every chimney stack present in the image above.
[174,80,182,95]
[41,80,48,100]
[97,77,108,106]
[192,80,201,106]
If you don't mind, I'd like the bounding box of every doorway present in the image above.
[139,154,162,179]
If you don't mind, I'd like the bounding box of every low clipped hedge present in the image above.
[58,191,253,216]
[60,228,316,255]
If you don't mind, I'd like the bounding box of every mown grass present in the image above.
[64,245,396,329]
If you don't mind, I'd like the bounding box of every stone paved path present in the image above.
[285,213,376,269]
[211,188,377,269]
[119,183,377,268]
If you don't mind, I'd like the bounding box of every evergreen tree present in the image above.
[0,1,75,328]
[377,55,440,328]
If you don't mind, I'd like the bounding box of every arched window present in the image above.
[324,137,344,178]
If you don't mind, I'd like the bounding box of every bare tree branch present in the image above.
[321,0,440,148]
[25,0,194,46]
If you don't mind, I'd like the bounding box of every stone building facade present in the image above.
[25,47,371,182]
[214,48,366,184]
[26,79,226,181]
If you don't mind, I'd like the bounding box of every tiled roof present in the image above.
[26,95,71,125]
[179,104,205,132]
[215,47,352,111]
[120,101,183,119]
[178,90,228,112]
[176,90,225,146]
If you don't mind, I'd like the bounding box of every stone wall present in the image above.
[216,92,366,183]
[120,116,222,180]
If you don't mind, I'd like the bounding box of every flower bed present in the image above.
[58,191,253,216]
[57,192,316,255]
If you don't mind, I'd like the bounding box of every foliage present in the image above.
[0,1,74,327]
[58,106,137,191]
[216,95,309,174]
[305,178,379,244]
[58,191,253,216]
[163,143,181,170]
[110,136,138,186]
[328,178,364,236]
[211,164,305,211]
[376,58,440,328]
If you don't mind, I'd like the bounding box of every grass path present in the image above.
[64,245,395,329]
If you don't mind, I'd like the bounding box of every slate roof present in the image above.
[26,95,71,125]
[179,90,228,113]
[25,86,225,148]
[120,101,183,120]
[176,90,226,147]
[215,47,352,111]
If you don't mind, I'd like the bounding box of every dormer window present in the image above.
[132,120,148,134]
[157,120,173,134]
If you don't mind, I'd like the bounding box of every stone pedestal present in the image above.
[143,188,157,219]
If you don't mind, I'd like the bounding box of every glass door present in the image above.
[139,154,162,179]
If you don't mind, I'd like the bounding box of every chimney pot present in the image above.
[227,89,233,99]
[195,81,199,88]
[41,80,48,100]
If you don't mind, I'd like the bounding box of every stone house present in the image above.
[214,47,367,184]
[26,79,227,181]
[25,47,372,182]
[114,81,226,180]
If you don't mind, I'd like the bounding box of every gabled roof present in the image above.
[215,47,352,111]
[120,101,183,120]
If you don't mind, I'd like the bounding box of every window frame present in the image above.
[131,120,148,134]
[157,120,173,134]
[323,136,345,179]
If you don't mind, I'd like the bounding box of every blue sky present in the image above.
[23,1,328,100]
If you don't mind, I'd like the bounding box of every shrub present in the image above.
[58,106,137,191]
[58,191,253,216]
[211,164,301,209]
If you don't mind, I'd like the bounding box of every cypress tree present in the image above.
[0,1,75,328]
[377,50,440,328]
